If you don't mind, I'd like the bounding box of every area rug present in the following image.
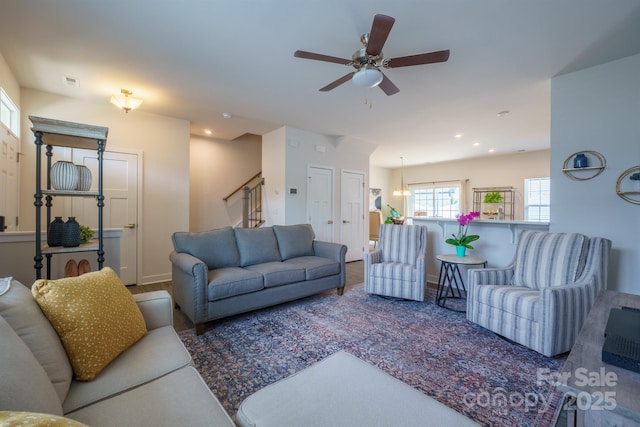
[179,285,566,427]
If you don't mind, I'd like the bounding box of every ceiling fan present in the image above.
[294,14,450,96]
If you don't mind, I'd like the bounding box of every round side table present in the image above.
[435,254,487,312]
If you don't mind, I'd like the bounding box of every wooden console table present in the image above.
[557,290,640,426]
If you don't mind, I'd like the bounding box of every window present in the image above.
[0,88,19,136]
[408,182,461,219]
[524,177,550,222]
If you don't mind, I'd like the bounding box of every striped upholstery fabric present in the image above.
[364,224,428,302]
[467,233,611,357]
[380,225,422,264]
[512,231,588,289]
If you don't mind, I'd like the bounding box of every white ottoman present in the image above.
[235,351,479,427]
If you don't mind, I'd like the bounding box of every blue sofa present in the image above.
[170,224,347,334]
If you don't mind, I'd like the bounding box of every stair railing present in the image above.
[242,178,265,228]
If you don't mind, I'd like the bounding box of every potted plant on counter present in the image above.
[445,211,480,257]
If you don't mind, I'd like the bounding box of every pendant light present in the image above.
[392,156,411,196]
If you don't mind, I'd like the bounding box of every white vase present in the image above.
[75,165,92,191]
[50,161,79,191]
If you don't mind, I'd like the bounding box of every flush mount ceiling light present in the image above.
[351,65,384,88]
[392,156,411,197]
[110,89,143,113]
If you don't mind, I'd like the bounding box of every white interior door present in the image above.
[341,170,365,262]
[0,124,19,231]
[72,149,139,285]
[307,165,334,242]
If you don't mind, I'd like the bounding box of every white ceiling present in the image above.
[1,0,639,168]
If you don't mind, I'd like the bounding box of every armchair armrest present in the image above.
[467,267,515,287]
[365,249,382,264]
[133,290,173,331]
[540,279,599,356]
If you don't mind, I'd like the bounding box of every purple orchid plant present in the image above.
[446,211,481,249]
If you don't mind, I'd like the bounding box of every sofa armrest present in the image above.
[313,240,347,288]
[134,290,173,331]
[312,240,346,261]
[169,251,209,330]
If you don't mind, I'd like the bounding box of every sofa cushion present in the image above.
[65,367,235,427]
[0,411,88,427]
[32,268,147,381]
[207,267,264,301]
[0,315,64,416]
[472,284,541,321]
[284,256,340,280]
[245,262,306,288]
[234,227,281,266]
[512,231,588,289]
[272,224,315,260]
[369,262,416,282]
[62,325,192,414]
[0,278,72,403]
[172,227,241,269]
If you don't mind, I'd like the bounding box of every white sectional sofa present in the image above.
[0,278,234,426]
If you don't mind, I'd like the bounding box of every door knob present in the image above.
[343,220,350,224]
[123,224,136,229]
[327,220,334,224]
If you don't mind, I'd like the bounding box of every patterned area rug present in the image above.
[178,285,566,426]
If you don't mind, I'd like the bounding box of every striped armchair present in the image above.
[466,230,611,357]
[364,224,428,302]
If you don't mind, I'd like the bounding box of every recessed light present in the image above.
[488,149,495,153]
[497,110,510,117]
[222,113,232,119]
[454,133,463,139]
[204,129,212,135]
[473,142,480,147]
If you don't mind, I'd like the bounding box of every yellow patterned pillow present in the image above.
[32,267,147,381]
[0,411,89,427]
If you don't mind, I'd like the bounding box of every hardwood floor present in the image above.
[128,260,365,333]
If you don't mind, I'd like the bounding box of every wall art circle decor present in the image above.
[50,161,79,190]
[75,165,92,191]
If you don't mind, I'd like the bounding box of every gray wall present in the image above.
[551,53,640,294]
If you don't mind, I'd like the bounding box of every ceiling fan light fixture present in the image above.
[351,65,383,88]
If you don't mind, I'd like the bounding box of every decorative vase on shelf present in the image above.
[46,217,64,247]
[50,161,79,190]
[456,246,467,257]
[62,217,81,247]
[75,165,92,191]
[573,153,588,169]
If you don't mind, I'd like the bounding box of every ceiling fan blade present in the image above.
[294,50,352,65]
[385,49,450,68]
[378,72,399,96]
[365,14,395,56]
[319,72,355,92]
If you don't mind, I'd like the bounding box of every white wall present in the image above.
[374,150,550,221]
[19,88,190,285]
[551,53,640,294]
[189,133,261,231]
[262,126,375,245]
[262,126,287,226]
[0,52,19,107]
